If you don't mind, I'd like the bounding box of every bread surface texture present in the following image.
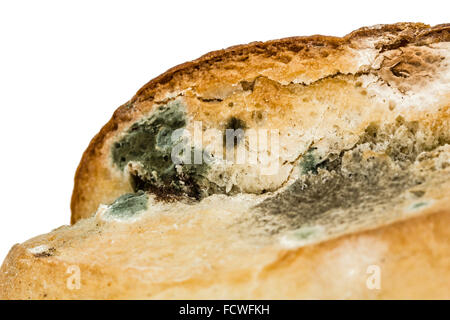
[1,23,450,299]
[1,198,449,299]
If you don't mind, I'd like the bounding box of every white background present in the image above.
[0,0,448,262]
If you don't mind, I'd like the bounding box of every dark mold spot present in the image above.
[226,116,247,131]
[129,164,209,201]
[224,116,247,148]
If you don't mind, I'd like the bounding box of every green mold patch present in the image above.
[111,100,213,200]
[412,201,427,209]
[299,147,326,175]
[406,200,434,213]
[279,225,325,248]
[291,226,322,240]
[112,100,186,171]
[106,191,148,219]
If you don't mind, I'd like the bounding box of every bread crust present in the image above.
[70,22,450,223]
[1,201,449,299]
[2,23,448,300]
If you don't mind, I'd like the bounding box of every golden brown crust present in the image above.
[0,23,450,299]
[2,203,449,299]
[71,22,450,223]
[2,23,449,300]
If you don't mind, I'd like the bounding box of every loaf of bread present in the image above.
[1,23,449,299]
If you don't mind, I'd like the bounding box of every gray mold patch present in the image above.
[255,162,423,234]
[251,118,448,236]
